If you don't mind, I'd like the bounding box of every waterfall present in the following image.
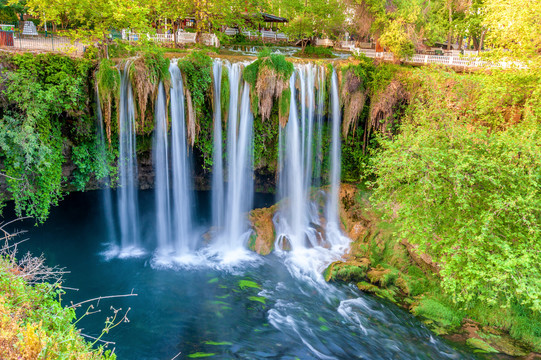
[170,63,195,254]
[152,62,195,260]
[223,78,254,249]
[323,69,350,260]
[275,65,321,251]
[273,65,350,283]
[313,68,325,187]
[95,85,116,245]
[212,59,225,230]
[223,62,242,246]
[153,83,171,253]
[206,60,255,253]
[327,70,341,226]
[117,62,142,257]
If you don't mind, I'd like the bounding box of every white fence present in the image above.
[353,48,524,69]
[241,30,289,41]
[339,40,356,50]
[224,27,238,36]
[121,30,219,47]
[315,38,334,47]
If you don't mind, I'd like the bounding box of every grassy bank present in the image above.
[0,248,115,359]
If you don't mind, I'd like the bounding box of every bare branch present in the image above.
[68,290,138,309]
[80,333,116,345]
[171,351,182,360]
[0,172,22,181]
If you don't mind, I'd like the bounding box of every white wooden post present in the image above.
[449,56,453,65]
[425,55,428,64]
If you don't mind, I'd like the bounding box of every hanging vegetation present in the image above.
[95,58,120,144]
[243,49,294,123]
[128,50,170,135]
[177,51,213,148]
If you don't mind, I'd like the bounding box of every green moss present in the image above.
[220,65,230,120]
[279,88,290,120]
[466,338,499,353]
[243,60,260,86]
[143,49,170,84]
[96,59,120,99]
[333,264,368,282]
[294,45,336,59]
[412,298,463,332]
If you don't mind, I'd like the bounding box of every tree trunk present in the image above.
[447,4,453,50]
[173,20,178,47]
[479,29,487,51]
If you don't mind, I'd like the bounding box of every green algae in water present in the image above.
[320,325,330,331]
[204,341,233,346]
[207,277,219,284]
[188,352,216,358]
[210,300,229,306]
[215,294,230,299]
[248,296,266,304]
[238,280,261,290]
[318,316,327,323]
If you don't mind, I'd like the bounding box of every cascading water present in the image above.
[95,85,116,245]
[211,59,225,230]
[324,70,350,257]
[169,63,194,255]
[313,68,326,187]
[273,65,349,283]
[224,79,254,248]
[153,83,172,253]
[117,62,142,257]
[209,61,255,260]
[326,70,342,227]
[274,64,322,252]
[152,62,195,262]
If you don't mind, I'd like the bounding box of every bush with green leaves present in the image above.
[0,256,117,359]
[0,53,94,222]
[372,115,541,313]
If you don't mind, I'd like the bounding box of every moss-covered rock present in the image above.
[466,338,499,353]
[248,205,278,255]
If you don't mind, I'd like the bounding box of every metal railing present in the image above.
[0,22,85,55]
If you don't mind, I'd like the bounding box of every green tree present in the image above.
[483,0,541,61]
[278,0,345,49]
[372,113,541,313]
[16,0,153,41]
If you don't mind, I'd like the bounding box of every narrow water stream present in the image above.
[15,191,479,360]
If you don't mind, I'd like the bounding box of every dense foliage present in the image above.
[0,53,118,221]
[372,68,541,318]
[0,256,116,359]
[0,54,91,222]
